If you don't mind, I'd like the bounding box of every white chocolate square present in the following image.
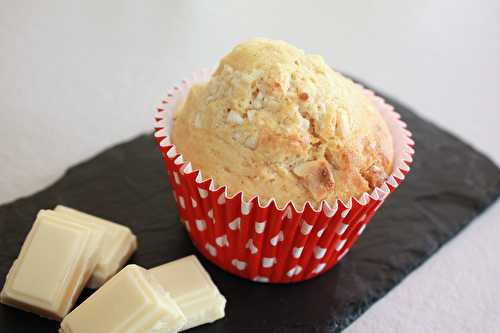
[0,210,101,320]
[150,255,226,331]
[60,265,186,333]
[54,205,138,288]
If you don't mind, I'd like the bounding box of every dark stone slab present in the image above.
[1,85,499,332]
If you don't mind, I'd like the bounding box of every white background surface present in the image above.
[1,1,499,331]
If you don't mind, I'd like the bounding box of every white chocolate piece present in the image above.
[60,265,186,333]
[0,210,101,320]
[54,205,138,288]
[150,255,226,331]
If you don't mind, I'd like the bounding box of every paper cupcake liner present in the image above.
[153,70,414,283]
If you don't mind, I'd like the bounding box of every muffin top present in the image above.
[172,38,393,208]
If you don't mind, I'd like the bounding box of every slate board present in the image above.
[1,87,499,333]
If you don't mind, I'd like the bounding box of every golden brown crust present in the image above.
[292,160,335,202]
[172,38,394,208]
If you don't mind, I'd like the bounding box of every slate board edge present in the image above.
[373,87,499,169]
[0,133,153,208]
[3,134,500,333]
[337,183,500,332]
[1,86,499,332]
[336,83,500,331]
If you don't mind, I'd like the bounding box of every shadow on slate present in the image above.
[1,84,499,333]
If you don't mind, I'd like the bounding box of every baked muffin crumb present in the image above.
[172,38,393,207]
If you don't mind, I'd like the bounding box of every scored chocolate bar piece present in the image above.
[150,255,226,331]
[60,265,186,333]
[54,205,138,288]
[0,210,102,320]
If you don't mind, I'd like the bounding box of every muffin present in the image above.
[154,38,413,283]
[172,38,393,208]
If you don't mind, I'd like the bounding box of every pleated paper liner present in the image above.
[153,70,414,283]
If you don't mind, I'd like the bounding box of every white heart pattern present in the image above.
[270,231,284,246]
[217,193,226,205]
[191,197,198,208]
[317,228,326,238]
[336,239,347,251]
[231,259,247,271]
[262,257,277,268]
[292,246,304,258]
[254,221,266,234]
[173,172,180,185]
[253,276,269,283]
[178,196,185,209]
[312,263,326,274]
[215,234,229,247]
[337,223,348,235]
[198,187,209,199]
[286,265,302,277]
[300,221,313,235]
[166,146,176,158]
[195,219,207,231]
[341,208,350,218]
[285,206,293,219]
[228,217,241,230]
[180,162,193,174]
[241,201,252,215]
[324,206,337,218]
[182,163,192,174]
[338,249,349,261]
[205,243,217,257]
[358,224,366,235]
[314,246,327,259]
[245,239,258,254]
[207,209,214,221]
[196,172,203,183]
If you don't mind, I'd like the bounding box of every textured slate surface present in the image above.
[1,89,499,333]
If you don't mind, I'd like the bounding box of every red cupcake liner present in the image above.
[153,70,414,283]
